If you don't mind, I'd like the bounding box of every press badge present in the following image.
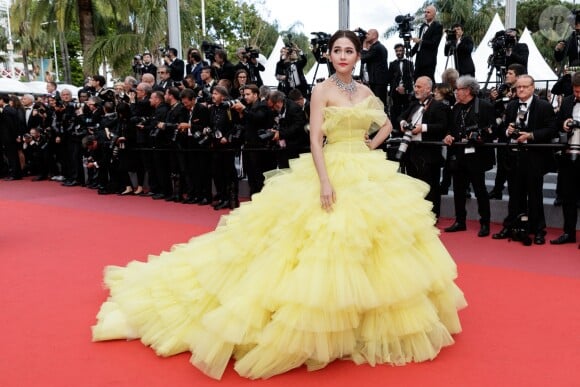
[465,147,476,154]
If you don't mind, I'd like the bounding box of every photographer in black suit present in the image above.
[555,17,580,67]
[266,90,308,169]
[505,29,529,71]
[444,24,475,77]
[232,84,276,196]
[492,75,557,245]
[411,5,443,81]
[550,71,580,246]
[164,48,185,83]
[386,44,414,123]
[443,76,496,237]
[398,76,449,218]
[360,28,389,105]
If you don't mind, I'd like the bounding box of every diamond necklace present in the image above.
[330,73,357,97]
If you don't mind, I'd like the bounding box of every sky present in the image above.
[259,0,426,37]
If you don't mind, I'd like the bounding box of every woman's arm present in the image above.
[309,85,335,212]
[368,118,393,150]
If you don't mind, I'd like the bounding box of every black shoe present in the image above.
[488,189,503,200]
[151,193,166,200]
[62,180,79,187]
[184,196,200,204]
[98,189,112,195]
[534,234,545,245]
[492,227,511,239]
[3,176,22,181]
[32,175,47,181]
[198,198,211,206]
[478,224,490,237]
[444,222,467,232]
[550,233,576,245]
[553,197,563,206]
[213,200,230,210]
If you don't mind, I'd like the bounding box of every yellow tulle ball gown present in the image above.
[92,96,467,380]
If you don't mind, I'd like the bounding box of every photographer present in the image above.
[410,5,443,81]
[174,88,211,204]
[0,94,23,180]
[146,91,171,199]
[212,49,236,84]
[232,84,276,195]
[155,65,177,92]
[554,12,580,67]
[276,45,308,97]
[444,24,475,77]
[386,43,414,123]
[398,76,449,218]
[487,63,526,200]
[443,76,496,237]
[359,28,389,105]
[23,128,50,181]
[208,86,239,210]
[60,89,86,185]
[550,71,580,246]
[235,47,265,87]
[492,75,557,245]
[504,29,529,71]
[199,66,217,105]
[82,134,110,195]
[127,83,154,195]
[153,87,189,202]
[163,47,185,83]
[186,48,207,86]
[140,53,157,80]
[267,90,308,169]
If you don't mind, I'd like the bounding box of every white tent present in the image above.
[0,78,31,94]
[262,36,285,87]
[474,13,506,84]
[518,27,557,88]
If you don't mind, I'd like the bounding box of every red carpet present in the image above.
[1,180,578,387]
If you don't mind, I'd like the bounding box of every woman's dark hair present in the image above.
[328,30,362,53]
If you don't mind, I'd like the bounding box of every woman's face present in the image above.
[329,37,359,74]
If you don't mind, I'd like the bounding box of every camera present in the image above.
[395,14,414,40]
[488,30,517,68]
[244,46,260,59]
[193,128,212,146]
[310,32,331,63]
[462,125,483,145]
[354,28,368,43]
[395,125,414,160]
[221,99,241,109]
[565,119,580,161]
[257,129,275,142]
[509,122,526,139]
[445,29,457,43]
[201,41,222,63]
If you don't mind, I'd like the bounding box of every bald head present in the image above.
[141,73,155,86]
[425,6,437,23]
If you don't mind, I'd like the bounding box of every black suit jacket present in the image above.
[444,35,475,76]
[399,98,449,165]
[278,99,308,150]
[449,98,496,170]
[360,41,389,85]
[556,94,578,137]
[168,58,185,82]
[502,96,557,173]
[555,31,580,66]
[506,43,529,71]
[411,21,443,76]
[243,100,274,146]
[386,59,414,97]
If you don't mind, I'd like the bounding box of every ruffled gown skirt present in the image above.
[92,140,467,380]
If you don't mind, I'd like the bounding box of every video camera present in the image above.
[244,46,260,59]
[354,28,368,43]
[395,14,415,40]
[488,30,517,68]
[310,32,331,63]
[445,29,457,43]
[201,41,222,63]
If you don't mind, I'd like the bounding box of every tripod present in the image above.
[444,42,456,70]
[309,60,334,90]
[483,54,506,92]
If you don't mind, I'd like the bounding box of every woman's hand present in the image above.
[320,181,336,212]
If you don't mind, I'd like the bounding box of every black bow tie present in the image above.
[519,102,527,108]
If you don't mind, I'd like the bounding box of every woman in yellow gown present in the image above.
[92,30,467,380]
